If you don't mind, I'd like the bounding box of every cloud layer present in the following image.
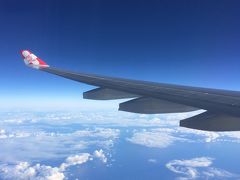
[127,127,240,149]
[127,130,186,148]
[166,157,238,179]
[0,127,119,163]
[0,149,108,180]
[1,111,240,179]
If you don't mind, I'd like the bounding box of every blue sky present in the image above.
[1,0,240,109]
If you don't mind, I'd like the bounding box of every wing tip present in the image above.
[20,50,49,69]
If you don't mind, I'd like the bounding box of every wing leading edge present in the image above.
[21,50,240,131]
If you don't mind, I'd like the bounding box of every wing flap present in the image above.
[119,97,199,114]
[83,88,138,100]
[180,111,240,131]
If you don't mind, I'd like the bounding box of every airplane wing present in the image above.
[20,50,240,131]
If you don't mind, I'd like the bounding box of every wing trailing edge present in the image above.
[180,111,240,131]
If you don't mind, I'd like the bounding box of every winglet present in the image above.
[20,50,49,69]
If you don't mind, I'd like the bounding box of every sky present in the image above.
[1,0,240,109]
[1,2,240,179]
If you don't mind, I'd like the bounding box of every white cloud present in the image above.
[0,149,108,180]
[127,126,240,149]
[2,111,240,180]
[59,149,107,171]
[59,153,91,171]
[0,128,119,163]
[73,128,120,139]
[0,129,31,139]
[177,127,240,143]
[127,128,189,148]
[202,167,237,178]
[0,110,201,127]
[94,149,107,163]
[0,162,64,180]
[21,111,240,146]
[3,110,240,145]
[0,129,7,139]
[127,131,180,148]
[166,157,238,179]
[148,159,157,163]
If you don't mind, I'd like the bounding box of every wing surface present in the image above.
[21,50,240,131]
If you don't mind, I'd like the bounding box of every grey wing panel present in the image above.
[119,97,199,114]
[180,111,240,131]
[42,67,240,117]
[40,67,240,131]
[83,88,138,100]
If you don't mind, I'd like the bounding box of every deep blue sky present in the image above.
[1,0,240,109]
